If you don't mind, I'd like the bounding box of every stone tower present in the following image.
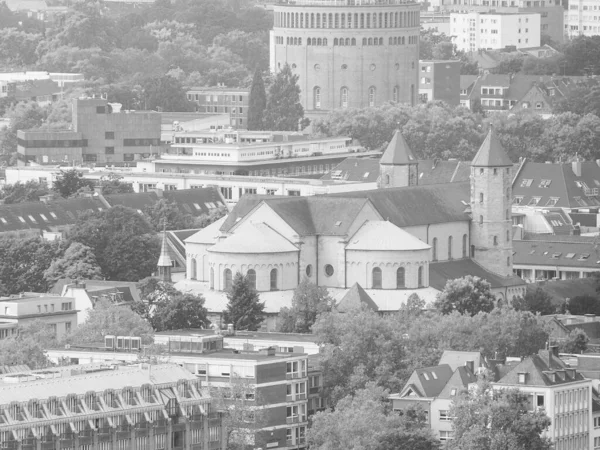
[157,227,172,282]
[378,130,418,188]
[470,126,513,277]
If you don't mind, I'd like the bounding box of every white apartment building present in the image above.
[450,12,541,51]
[565,0,600,38]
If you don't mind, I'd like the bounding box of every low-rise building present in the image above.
[419,60,461,106]
[186,88,250,129]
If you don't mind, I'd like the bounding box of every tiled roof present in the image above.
[429,260,525,290]
[418,160,470,185]
[209,223,298,254]
[336,283,379,312]
[438,350,485,371]
[102,192,158,212]
[460,75,479,91]
[413,365,454,397]
[320,157,381,183]
[496,351,584,387]
[438,366,477,399]
[471,127,513,167]
[512,239,600,269]
[380,130,417,165]
[346,220,430,251]
[162,188,225,217]
[330,182,471,227]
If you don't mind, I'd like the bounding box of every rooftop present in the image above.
[512,239,600,269]
[155,328,321,343]
[346,220,430,251]
[429,260,525,290]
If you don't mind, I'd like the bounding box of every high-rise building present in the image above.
[565,0,600,38]
[418,60,460,106]
[270,0,421,113]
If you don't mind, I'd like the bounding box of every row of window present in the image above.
[274,10,419,29]
[313,85,410,109]
[217,268,277,291]
[18,139,88,148]
[432,235,468,261]
[278,36,417,47]
[371,266,424,289]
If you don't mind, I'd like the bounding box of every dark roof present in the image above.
[102,192,158,212]
[320,157,381,183]
[162,188,225,217]
[438,366,477,399]
[471,127,513,167]
[337,283,379,312]
[429,260,525,290]
[417,160,471,185]
[497,351,584,386]
[413,365,454,397]
[460,75,479,91]
[513,239,600,269]
[329,182,470,227]
[380,130,416,165]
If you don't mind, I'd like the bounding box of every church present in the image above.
[180,128,526,318]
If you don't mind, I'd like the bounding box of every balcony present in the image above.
[286,372,307,380]
[286,393,307,402]
[286,415,307,424]
[309,386,321,395]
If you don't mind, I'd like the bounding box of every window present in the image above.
[397,267,405,288]
[432,237,438,261]
[247,269,256,290]
[537,394,545,407]
[480,192,484,203]
[393,86,399,102]
[493,236,498,246]
[65,322,71,333]
[372,267,382,289]
[528,197,541,206]
[224,269,232,290]
[306,265,312,277]
[462,234,467,258]
[368,86,376,107]
[270,268,278,291]
[513,196,524,205]
[61,302,72,311]
[479,215,483,224]
[448,236,453,260]
[418,266,423,287]
[440,431,453,441]
[325,264,334,277]
[105,146,114,154]
[105,131,115,139]
[314,87,321,109]
[96,106,106,114]
[341,87,349,108]
[439,410,452,421]
[546,197,559,206]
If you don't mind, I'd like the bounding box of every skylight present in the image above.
[579,253,590,260]
[422,373,429,381]
[0,218,6,224]
[49,212,58,219]
[39,214,48,222]
[28,215,37,223]
[520,179,533,187]
[551,253,562,259]
[565,253,575,259]
[18,216,25,223]
[193,203,202,210]
[539,179,552,188]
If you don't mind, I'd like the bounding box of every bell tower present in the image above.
[470,126,513,277]
[378,130,418,189]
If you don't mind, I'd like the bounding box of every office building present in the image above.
[270,0,421,112]
[565,0,600,38]
[418,60,460,106]
[186,88,249,129]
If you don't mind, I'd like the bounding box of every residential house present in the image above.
[418,60,461,106]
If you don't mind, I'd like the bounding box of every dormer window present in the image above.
[423,373,430,381]
[518,372,527,384]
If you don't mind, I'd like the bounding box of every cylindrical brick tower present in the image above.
[270,0,420,113]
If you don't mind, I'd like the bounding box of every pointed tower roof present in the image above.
[157,228,172,267]
[337,283,379,312]
[380,130,417,165]
[471,126,512,167]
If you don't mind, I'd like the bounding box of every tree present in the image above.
[151,292,210,331]
[52,169,95,198]
[564,294,600,315]
[435,276,496,316]
[247,68,267,130]
[559,328,589,354]
[513,286,555,315]
[135,277,181,319]
[66,298,154,345]
[44,242,103,287]
[0,321,55,369]
[399,293,426,318]
[99,173,134,195]
[194,206,228,228]
[262,63,304,131]
[144,198,194,231]
[450,380,552,450]
[223,272,264,331]
[277,278,334,333]
[141,75,194,112]
[0,180,50,203]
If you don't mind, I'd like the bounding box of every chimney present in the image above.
[572,160,582,177]
[549,344,559,358]
[93,185,103,195]
[465,360,475,373]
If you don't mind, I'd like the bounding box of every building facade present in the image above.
[186,88,249,129]
[565,0,600,38]
[418,60,460,106]
[270,0,421,112]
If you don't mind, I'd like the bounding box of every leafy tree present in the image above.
[247,68,267,130]
[151,292,210,331]
[194,206,228,228]
[559,328,589,354]
[52,169,95,198]
[513,286,555,315]
[277,278,334,333]
[435,276,496,316]
[490,54,524,74]
[263,63,304,131]
[399,292,426,318]
[0,180,50,203]
[66,298,154,345]
[0,101,47,162]
[0,321,56,369]
[562,35,600,76]
[223,272,265,331]
[565,294,600,315]
[44,242,103,287]
[432,41,454,60]
[135,277,180,319]
[0,28,43,66]
[141,75,194,112]
[99,173,134,195]
[313,308,406,405]
[450,380,552,450]
[144,198,194,231]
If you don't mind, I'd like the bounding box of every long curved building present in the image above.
[269,0,421,113]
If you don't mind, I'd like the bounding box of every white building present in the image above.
[0,71,83,97]
[450,12,541,52]
[565,0,600,38]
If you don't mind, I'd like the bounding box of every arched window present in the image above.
[298,37,302,45]
[479,192,484,203]
[351,38,356,45]
[385,174,390,185]
[323,38,327,45]
[345,38,350,45]
[270,268,278,291]
[362,37,367,45]
[506,209,509,220]
[479,215,483,224]
[397,267,405,288]
[316,13,320,28]
[393,36,398,45]
[493,236,498,246]
[373,38,378,46]
[389,37,393,45]
[432,237,438,261]
[210,267,214,289]
[470,245,475,257]
[418,266,423,287]
[224,268,232,290]
[368,86,376,107]
[339,38,344,46]
[393,86,399,102]
[314,87,321,109]
[190,258,197,280]
[341,87,349,108]
[379,37,383,45]
[307,38,312,45]
[448,236,453,260]
[462,234,467,258]
[368,37,373,45]
[247,269,256,290]
[372,267,382,289]
[334,38,339,46]
[317,38,322,46]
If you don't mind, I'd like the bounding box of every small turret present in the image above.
[378,130,418,188]
[157,225,172,282]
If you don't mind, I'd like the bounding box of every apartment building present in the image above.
[0,363,226,450]
[186,88,249,129]
[0,293,77,340]
[450,12,541,52]
[418,60,461,106]
[565,0,600,38]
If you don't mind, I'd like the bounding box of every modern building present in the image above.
[270,0,421,113]
[17,97,161,166]
[0,71,83,97]
[0,362,227,450]
[565,0,600,38]
[186,88,250,129]
[450,12,541,52]
[418,60,460,106]
[0,293,77,340]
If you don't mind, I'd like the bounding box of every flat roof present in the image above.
[156,329,320,343]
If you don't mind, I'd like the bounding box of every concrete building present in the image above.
[450,12,541,52]
[17,97,161,166]
[418,60,460,106]
[186,88,249,129]
[270,0,421,113]
[0,363,226,450]
[0,293,77,340]
[565,0,600,38]
[0,71,83,98]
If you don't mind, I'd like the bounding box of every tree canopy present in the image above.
[151,292,210,331]
[53,169,96,198]
[513,286,556,315]
[0,320,57,369]
[277,278,334,333]
[247,68,267,130]
[223,272,265,331]
[435,276,496,316]
[43,242,103,287]
[262,64,304,131]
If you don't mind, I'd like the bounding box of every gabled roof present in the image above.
[329,182,470,227]
[336,283,379,312]
[471,127,512,167]
[496,351,584,386]
[380,130,417,165]
[162,187,225,217]
[405,364,454,398]
[103,192,158,212]
[209,223,298,254]
[346,220,430,251]
[320,157,381,183]
[438,350,486,371]
[429,260,525,290]
[512,239,600,270]
[185,216,226,245]
[438,366,477,399]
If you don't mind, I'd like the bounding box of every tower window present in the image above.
[479,215,483,224]
[393,86,399,103]
[493,236,498,246]
[418,266,424,287]
[471,245,475,257]
[341,87,349,108]
[368,87,376,107]
[385,174,390,185]
[462,234,467,258]
[314,87,321,109]
[494,168,498,175]
[270,268,278,291]
[506,209,509,220]
[372,267,382,289]
[224,268,232,290]
[507,257,510,267]
[479,192,484,203]
[507,230,510,242]
[432,237,438,261]
[480,168,484,175]
[396,267,405,288]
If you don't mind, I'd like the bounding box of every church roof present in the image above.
[336,283,379,312]
[209,223,298,254]
[429,260,525,290]
[157,230,172,267]
[346,220,430,251]
[471,127,513,167]
[185,216,226,244]
[380,130,417,165]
